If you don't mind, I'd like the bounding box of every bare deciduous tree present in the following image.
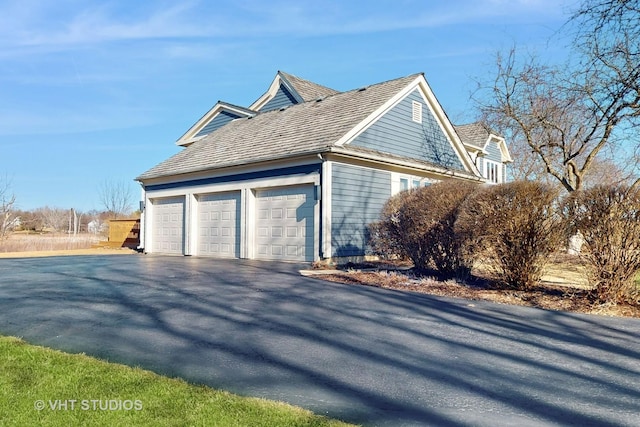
[36,206,70,232]
[478,0,640,192]
[479,47,638,192]
[98,179,133,219]
[0,176,17,240]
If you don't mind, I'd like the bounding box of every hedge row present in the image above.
[369,180,640,305]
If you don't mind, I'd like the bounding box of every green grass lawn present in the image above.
[0,336,354,427]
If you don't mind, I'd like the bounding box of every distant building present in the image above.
[88,220,108,234]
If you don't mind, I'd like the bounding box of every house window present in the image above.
[412,101,422,124]
[412,179,420,189]
[485,160,501,184]
[400,178,409,191]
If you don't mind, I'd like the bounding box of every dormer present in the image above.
[176,101,257,147]
[249,71,339,112]
[455,122,512,184]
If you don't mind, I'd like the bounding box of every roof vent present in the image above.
[279,106,289,111]
[357,87,366,92]
[412,101,422,124]
[315,97,324,102]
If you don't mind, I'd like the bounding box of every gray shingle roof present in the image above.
[279,71,339,101]
[138,74,421,181]
[454,122,492,148]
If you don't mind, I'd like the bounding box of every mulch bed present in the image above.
[316,261,640,318]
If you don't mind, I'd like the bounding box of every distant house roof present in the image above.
[455,122,512,162]
[455,122,493,149]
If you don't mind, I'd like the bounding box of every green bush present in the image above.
[562,185,640,304]
[455,181,563,290]
[370,180,478,277]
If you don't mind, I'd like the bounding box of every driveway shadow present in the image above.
[0,255,639,426]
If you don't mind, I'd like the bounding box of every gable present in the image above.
[176,102,256,147]
[258,84,299,112]
[349,89,465,171]
[195,110,242,137]
[484,139,503,163]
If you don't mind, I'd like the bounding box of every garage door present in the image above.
[255,186,315,261]
[152,197,184,254]
[197,192,240,257]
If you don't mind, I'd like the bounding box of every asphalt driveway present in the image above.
[0,255,639,426]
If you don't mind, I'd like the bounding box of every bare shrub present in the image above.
[370,181,478,277]
[369,191,414,261]
[456,181,564,290]
[562,185,640,304]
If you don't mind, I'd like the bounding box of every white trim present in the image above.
[245,188,256,259]
[334,75,480,178]
[483,159,502,184]
[185,193,197,255]
[328,148,481,182]
[176,102,256,147]
[321,160,332,259]
[487,135,513,163]
[139,156,321,187]
[392,173,436,196]
[414,78,480,176]
[248,72,303,111]
[334,75,423,147]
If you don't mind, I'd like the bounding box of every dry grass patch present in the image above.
[0,233,101,253]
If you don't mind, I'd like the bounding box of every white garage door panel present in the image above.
[255,186,314,261]
[198,192,240,258]
[152,197,185,254]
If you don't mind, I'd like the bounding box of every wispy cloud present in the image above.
[0,106,157,136]
[0,0,569,53]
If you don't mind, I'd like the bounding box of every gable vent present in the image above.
[412,101,422,124]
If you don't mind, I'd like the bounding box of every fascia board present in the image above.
[327,147,483,182]
[248,72,304,111]
[334,75,481,178]
[334,75,424,147]
[176,102,256,147]
[415,77,481,177]
[484,134,513,163]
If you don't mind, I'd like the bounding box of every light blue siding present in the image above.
[195,110,242,137]
[259,84,299,112]
[478,140,505,182]
[351,90,465,170]
[484,140,503,163]
[331,163,391,257]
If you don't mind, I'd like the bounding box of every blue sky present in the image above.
[0,0,575,212]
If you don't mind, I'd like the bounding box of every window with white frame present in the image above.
[396,175,437,194]
[484,160,502,184]
[400,178,409,191]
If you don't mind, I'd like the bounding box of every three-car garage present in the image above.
[145,182,317,262]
